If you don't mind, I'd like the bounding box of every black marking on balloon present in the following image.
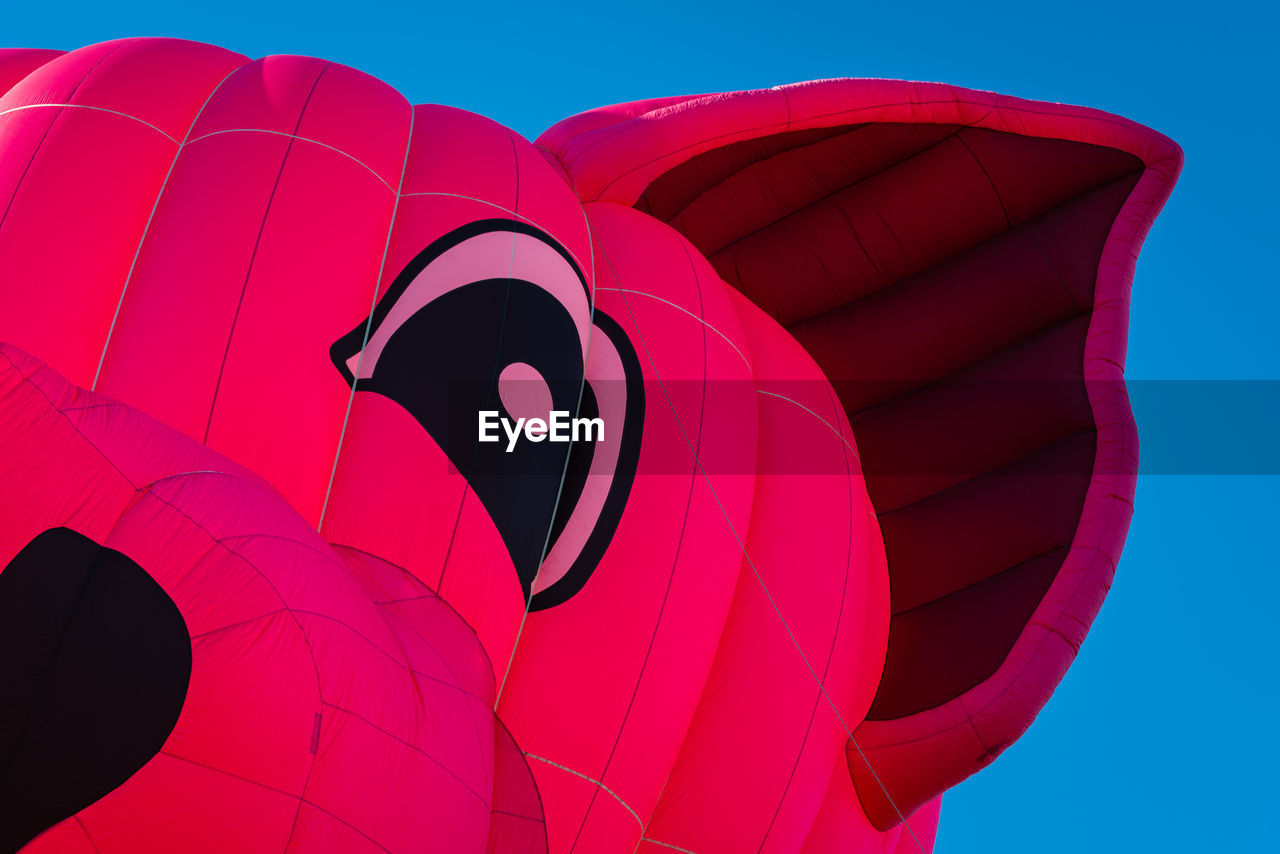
[329,218,590,388]
[361,275,584,591]
[330,220,645,609]
[0,527,192,853]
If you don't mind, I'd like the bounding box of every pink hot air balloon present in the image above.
[0,38,1180,853]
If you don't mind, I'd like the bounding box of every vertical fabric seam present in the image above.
[603,242,925,853]
[201,63,330,444]
[568,232,708,854]
[0,40,134,234]
[315,102,416,531]
[92,61,246,390]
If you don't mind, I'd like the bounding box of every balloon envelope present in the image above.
[0,38,1179,853]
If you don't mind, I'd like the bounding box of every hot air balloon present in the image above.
[0,38,1180,853]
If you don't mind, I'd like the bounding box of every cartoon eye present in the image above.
[331,220,643,608]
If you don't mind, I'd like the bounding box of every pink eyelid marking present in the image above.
[352,230,591,379]
[534,329,628,595]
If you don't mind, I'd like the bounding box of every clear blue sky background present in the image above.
[7,2,1276,851]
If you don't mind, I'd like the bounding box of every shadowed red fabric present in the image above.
[637,123,1143,721]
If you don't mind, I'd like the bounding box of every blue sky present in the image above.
[7,2,1276,850]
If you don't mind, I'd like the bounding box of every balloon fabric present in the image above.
[0,39,1180,854]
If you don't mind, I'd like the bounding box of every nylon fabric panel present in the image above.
[786,181,1134,415]
[487,719,550,854]
[0,344,539,851]
[0,49,65,94]
[0,40,245,387]
[92,58,410,524]
[18,822,96,854]
[497,203,755,854]
[638,287,887,853]
[0,347,138,567]
[93,56,330,446]
[709,135,1009,327]
[794,756,927,853]
[658,124,958,259]
[198,63,411,523]
[888,799,939,854]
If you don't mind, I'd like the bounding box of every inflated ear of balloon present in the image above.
[536,81,1183,838]
[0,39,1179,854]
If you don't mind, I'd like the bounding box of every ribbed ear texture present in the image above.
[540,79,1181,828]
